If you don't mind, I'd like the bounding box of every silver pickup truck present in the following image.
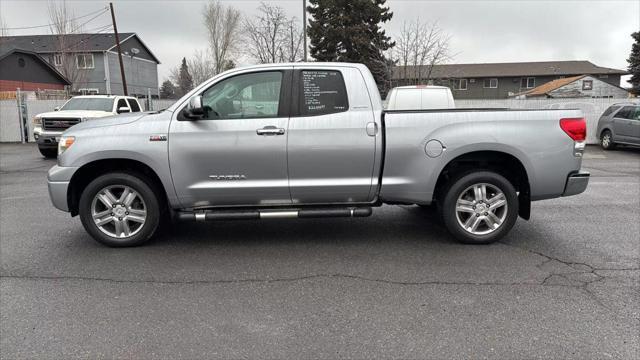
[47,63,589,247]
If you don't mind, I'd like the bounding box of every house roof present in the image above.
[0,46,71,85]
[392,61,628,79]
[519,75,586,97]
[0,33,160,63]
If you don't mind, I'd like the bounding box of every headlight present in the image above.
[58,136,75,155]
[32,116,42,125]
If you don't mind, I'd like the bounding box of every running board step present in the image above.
[178,207,372,222]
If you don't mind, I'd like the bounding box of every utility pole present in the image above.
[302,0,307,62]
[109,2,128,95]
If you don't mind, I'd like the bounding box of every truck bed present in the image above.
[379,108,584,204]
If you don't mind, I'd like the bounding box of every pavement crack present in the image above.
[0,273,578,287]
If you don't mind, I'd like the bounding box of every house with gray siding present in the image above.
[513,75,629,99]
[0,33,160,96]
[392,61,628,99]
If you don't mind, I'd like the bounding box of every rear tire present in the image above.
[38,147,57,158]
[441,171,518,244]
[79,172,161,247]
[600,130,616,150]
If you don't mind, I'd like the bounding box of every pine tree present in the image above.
[628,31,640,94]
[178,57,194,96]
[307,0,395,94]
[159,80,177,99]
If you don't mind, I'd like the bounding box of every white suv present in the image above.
[33,95,143,158]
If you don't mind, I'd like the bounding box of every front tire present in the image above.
[441,171,518,244]
[79,172,161,247]
[38,147,57,158]
[600,130,616,150]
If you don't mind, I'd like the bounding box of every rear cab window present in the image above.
[298,70,348,116]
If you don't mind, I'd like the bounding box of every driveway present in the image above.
[1,144,638,359]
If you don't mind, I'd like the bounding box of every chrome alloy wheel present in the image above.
[455,183,508,235]
[602,133,611,148]
[91,185,147,238]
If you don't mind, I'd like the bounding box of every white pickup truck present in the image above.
[33,95,143,158]
[47,62,589,247]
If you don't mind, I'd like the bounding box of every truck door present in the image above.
[612,106,635,141]
[286,67,377,204]
[168,69,293,208]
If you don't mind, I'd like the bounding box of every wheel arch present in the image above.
[600,126,613,138]
[67,158,169,216]
[432,149,532,220]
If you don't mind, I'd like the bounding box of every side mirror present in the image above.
[118,106,131,114]
[54,106,60,111]
[182,95,205,120]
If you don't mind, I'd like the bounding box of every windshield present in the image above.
[61,98,114,112]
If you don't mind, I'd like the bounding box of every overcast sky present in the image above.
[1,0,638,86]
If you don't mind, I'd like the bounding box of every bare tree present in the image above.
[243,2,304,64]
[47,0,88,91]
[203,0,241,75]
[393,20,452,85]
[187,49,215,85]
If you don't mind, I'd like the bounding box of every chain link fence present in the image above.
[0,97,177,142]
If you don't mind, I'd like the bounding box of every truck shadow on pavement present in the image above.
[151,205,455,248]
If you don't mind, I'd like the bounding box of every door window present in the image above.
[616,106,635,119]
[201,71,283,120]
[127,99,141,112]
[298,70,348,116]
[116,99,130,113]
[601,105,621,117]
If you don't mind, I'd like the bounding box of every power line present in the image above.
[1,7,108,30]
[65,9,110,34]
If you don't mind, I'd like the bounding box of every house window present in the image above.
[53,54,63,66]
[452,78,468,90]
[78,88,99,95]
[521,77,535,89]
[483,78,498,88]
[582,80,593,90]
[76,54,94,69]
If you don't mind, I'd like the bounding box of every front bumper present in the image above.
[562,171,590,197]
[34,128,64,149]
[47,165,79,212]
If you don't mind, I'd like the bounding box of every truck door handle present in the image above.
[256,126,285,136]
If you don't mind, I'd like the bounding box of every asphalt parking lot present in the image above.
[1,143,638,359]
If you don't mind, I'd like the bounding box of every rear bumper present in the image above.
[562,171,590,197]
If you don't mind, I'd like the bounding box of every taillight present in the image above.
[560,118,586,141]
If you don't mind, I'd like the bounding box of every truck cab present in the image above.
[33,95,143,158]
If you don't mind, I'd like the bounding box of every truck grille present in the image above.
[42,118,81,131]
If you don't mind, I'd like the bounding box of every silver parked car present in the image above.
[597,103,640,149]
